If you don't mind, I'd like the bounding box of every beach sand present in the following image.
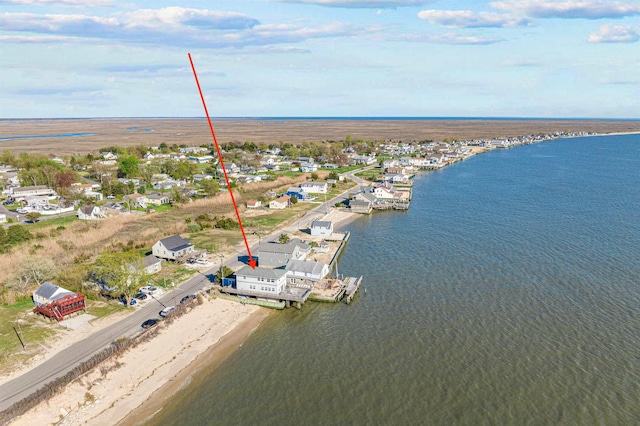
[7,299,268,426]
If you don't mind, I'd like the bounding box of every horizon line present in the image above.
[1,116,639,121]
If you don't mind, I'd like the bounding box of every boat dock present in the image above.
[344,276,363,304]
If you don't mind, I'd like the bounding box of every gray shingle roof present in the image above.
[236,266,287,280]
[285,259,326,275]
[311,220,332,229]
[33,282,72,300]
[144,254,161,267]
[160,234,192,251]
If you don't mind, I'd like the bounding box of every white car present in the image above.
[195,258,209,265]
[139,285,158,295]
[159,306,176,317]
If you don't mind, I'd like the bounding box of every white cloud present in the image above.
[0,8,371,48]
[417,9,530,28]
[390,32,504,44]
[588,24,640,42]
[274,0,430,8]
[491,0,640,19]
[0,0,112,5]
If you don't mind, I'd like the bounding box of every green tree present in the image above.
[25,211,41,223]
[279,233,290,244]
[119,155,139,178]
[290,196,298,205]
[93,251,149,307]
[311,173,319,180]
[200,179,219,197]
[328,171,339,180]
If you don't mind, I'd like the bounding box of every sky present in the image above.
[0,0,639,119]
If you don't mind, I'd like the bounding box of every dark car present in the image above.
[141,318,159,329]
[134,293,148,301]
[180,294,197,304]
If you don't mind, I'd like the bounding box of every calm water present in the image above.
[151,134,640,425]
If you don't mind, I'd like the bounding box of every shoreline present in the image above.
[4,130,635,424]
[7,299,268,426]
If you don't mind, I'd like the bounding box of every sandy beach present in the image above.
[7,299,268,426]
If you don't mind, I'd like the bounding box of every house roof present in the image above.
[259,238,310,255]
[13,185,49,193]
[285,259,327,275]
[159,234,193,251]
[33,282,72,300]
[311,220,332,229]
[144,254,162,267]
[79,204,96,215]
[300,181,327,188]
[146,193,166,200]
[236,265,287,280]
[272,195,290,204]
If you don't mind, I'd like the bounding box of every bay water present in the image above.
[150,134,640,425]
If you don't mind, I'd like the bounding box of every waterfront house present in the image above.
[143,254,162,275]
[285,259,329,283]
[382,173,409,184]
[300,181,328,194]
[152,234,194,261]
[258,238,311,268]
[310,220,333,237]
[269,195,291,209]
[350,199,372,214]
[32,282,73,307]
[235,266,287,295]
[77,204,104,220]
[373,186,398,199]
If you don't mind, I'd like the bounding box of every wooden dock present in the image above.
[344,276,363,304]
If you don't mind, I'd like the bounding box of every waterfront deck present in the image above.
[344,276,363,304]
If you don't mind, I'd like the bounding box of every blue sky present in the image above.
[1,0,639,118]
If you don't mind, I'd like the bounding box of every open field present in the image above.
[1,118,639,155]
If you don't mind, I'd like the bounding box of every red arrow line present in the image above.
[188,53,257,269]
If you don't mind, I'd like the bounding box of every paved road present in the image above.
[0,170,371,413]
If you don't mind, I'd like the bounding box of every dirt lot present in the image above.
[1,118,638,156]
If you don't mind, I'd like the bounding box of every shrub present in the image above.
[187,223,202,232]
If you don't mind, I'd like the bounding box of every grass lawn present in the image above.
[0,298,59,375]
[151,204,173,213]
[355,168,382,181]
[29,214,78,230]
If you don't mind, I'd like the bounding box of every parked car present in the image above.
[141,318,159,329]
[107,195,115,199]
[134,293,148,301]
[139,285,158,295]
[180,294,196,304]
[195,258,208,265]
[159,306,176,317]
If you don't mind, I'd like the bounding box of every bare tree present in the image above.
[9,256,58,295]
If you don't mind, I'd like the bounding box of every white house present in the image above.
[152,234,194,261]
[0,213,6,223]
[32,282,73,307]
[246,200,262,209]
[146,193,170,206]
[77,204,104,220]
[310,220,333,237]
[374,186,398,199]
[285,259,330,282]
[300,162,318,172]
[124,193,148,208]
[300,182,328,194]
[143,255,162,274]
[269,195,290,209]
[235,266,287,295]
[10,186,55,201]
